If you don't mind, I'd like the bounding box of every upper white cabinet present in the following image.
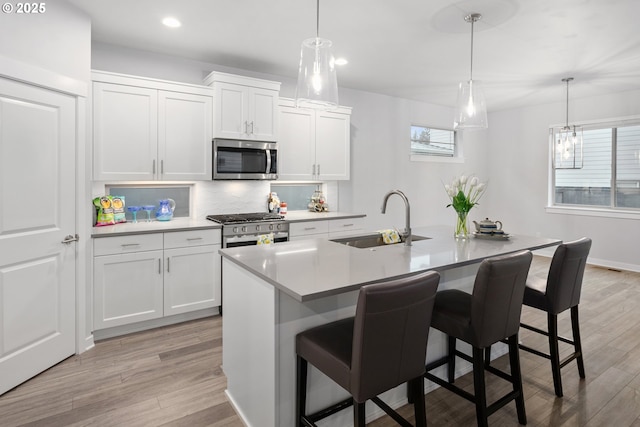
[92,71,213,181]
[278,98,351,181]
[205,71,280,142]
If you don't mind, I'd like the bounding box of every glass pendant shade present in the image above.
[454,79,488,129]
[553,77,583,169]
[295,37,339,110]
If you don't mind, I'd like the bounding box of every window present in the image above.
[410,125,461,162]
[552,122,640,210]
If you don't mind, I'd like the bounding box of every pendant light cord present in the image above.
[469,18,474,81]
[316,0,320,38]
[562,77,574,128]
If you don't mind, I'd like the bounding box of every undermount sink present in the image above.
[331,233,430,249]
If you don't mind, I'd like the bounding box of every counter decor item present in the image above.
[155,198,175,221]
[142,205,155,222]
[268,192,280,213]
[93,195,126,226]
[444,174,486,239]
[308,189,329,212]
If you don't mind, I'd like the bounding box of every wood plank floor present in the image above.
[1,256,639,426]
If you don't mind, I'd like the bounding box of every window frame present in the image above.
[410,124,464,163]
[547,114,640,219]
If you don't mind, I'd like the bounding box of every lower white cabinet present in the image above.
[93,229,221,331]
[289,217,364,241]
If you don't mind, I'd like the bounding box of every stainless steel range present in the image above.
[206,212,289,248]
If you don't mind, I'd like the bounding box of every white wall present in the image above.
[486,89,640,271]
[0,1,90,82]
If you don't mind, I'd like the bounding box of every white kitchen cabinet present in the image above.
[289,217,365,241]
[163,230,221,316]
[205,71,280,142]
[277,98,351,181]
[93,231,164,329]
[289,220,330,241]
[92,71,213,181]
[93,229,221,332]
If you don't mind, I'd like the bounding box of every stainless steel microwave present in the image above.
[213,139,278,180]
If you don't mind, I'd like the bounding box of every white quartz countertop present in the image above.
[219,225,561,302]
[91,217,221,238]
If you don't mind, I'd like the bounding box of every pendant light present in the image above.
[554,77,583,169]
[295,0,339,110]
[454,13,488,130]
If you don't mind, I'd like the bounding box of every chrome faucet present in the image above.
[381,190,412,246]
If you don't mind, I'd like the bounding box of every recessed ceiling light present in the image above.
[335,58,348,66]
[162,17,181,28]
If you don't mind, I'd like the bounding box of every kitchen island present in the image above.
[219,225,560,426]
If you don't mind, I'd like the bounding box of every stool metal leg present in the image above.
[508,334,527,425]
[296,355,308,426]
[354,400,366,426]
[548,313,563,397]
[472,346,489,427]
[571,306,586,379]
[448,335,456,383]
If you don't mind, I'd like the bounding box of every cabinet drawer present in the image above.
[163,229,221,249]
[328,218,364,235]
[289,220,329,237]
[94,233,163,256]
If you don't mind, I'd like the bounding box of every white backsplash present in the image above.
[193,180,271,217]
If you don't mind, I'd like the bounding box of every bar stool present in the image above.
[296,270,440,426]
[424,251,533,427]
[517,237,592,397]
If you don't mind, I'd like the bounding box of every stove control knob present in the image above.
[233,227,239,233]
[269,224,274,231]
[277,224,283,230]
[256,225,260,232]
[242,226,247,232]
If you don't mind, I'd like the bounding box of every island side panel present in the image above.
[222,259,277,427]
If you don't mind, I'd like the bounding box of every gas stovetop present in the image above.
[206,212,284,225]
[207,212,288,238]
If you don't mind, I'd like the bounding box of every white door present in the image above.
[158,91,212,181]
[249,87,278,141]
[213,82,247,139]
[0,77,77,395]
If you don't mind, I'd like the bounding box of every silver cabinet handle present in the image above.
[317,164,321,176]
[244,121,248,134]
[312,164,316,176]
[342,223,354,227]
[250,121,254,134]
[121,243,140,247]
[161,159,164,174]
[304,227,316,231]
[158,259,161,274]
[61,234,79,244]
[153,159,156,174]
[167,257,170,273]
[186,237,203,241]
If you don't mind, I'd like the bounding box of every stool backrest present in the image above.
[546,237,592,314]
[351,270,440,402]
[471,250,533,348]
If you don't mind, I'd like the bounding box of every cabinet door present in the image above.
[315,111,351,180]
[158,91,213,180]
[249,87,278,141]
[93,82,158,181]
[213,82,247,139]
[164,245,221,315]
[277,105,316,180]
[93,250,164,330]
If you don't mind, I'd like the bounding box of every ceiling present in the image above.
[68,0,640,112]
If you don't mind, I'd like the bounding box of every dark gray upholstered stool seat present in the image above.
[517,237,591,397]
[296,270,440,427]
[424,250,533,427]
